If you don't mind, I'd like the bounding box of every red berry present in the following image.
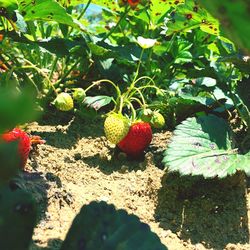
[128,0,140,7]
[118,122,152,157]
[1,128,45,169]
[1,128,31,169]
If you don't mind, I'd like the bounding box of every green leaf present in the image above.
[199,0,250,53]
[163,115,250,178]
[84,96,113,110]
[60,201,167,250]
[88,42,111,56]
[0,87,38,133]
[0,186,37,250]
[0,0,17,9]
[149,0,184,25]
[56,0,121,11]
[163,0,219,36]
[18,0,82,28]
[196,77,216,87]
[0,142,20,184]
[0,0,18,20]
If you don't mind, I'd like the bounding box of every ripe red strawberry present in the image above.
[128,0,140,7]
[1,128,45,169]
[118,122,152,157]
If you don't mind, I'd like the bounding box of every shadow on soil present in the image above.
[12,171,49,223]
[81,147,149,175]
[34,114,104,150]
[155,172,249,249]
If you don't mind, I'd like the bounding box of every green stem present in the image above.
[101,5,130,42]
[132,75,155,86]
[77,0,92,20]
[128,87,146,107]
[118,95,124,113]
[67,0,92,37]
[85,79,121,98]
[20,59,57,95]
[49,57,59,80]
[27,21,43,67]
[57,57,81,84]
[166,33,177,52]
[1,53,40,94]
[127,101,137,122]
[0,17,6,30]
[39,21,46,39]
[130,97,144,107]
[137,85,161,92]
[132,48,144,84]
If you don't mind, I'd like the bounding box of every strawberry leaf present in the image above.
[162,0,219,36]
[18,0,82,29]
[83,95,113,110]
[163,115,250,178]
[60,201,167,250]
[0,186,37,250]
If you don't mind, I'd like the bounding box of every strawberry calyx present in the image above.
[30,135,46,145]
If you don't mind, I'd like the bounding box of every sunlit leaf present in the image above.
[163,115,250,178]
[162,0,219,36]
[18,0,82,28]
[83,95,113,110]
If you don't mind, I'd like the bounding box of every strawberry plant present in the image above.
[0,89,166,250]
[0,0,249,248]
[81,35,168,156]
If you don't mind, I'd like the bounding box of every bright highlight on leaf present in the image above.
[137,36,157,49]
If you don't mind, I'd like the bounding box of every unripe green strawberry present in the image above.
[139,108,153,123]
[54,92,74,111]
[151,112,165,129]
[73,88,86,102]
[104,113,130,144]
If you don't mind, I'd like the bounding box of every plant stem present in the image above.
[101,5,130,42]
[127,101,137,122]
[67,0,92,37]
[57,57,81,84]
[132,48,144,84]
[132,75,155,86]
[49,57,59,80]
[85,79,121,98]
[20,59,57,95]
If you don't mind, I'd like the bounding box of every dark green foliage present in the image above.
[0,184,167,250]
[61,201,167,250]
[0,185,37,250]
[200,0,250,53]
[0,88,38,134]
[0,142,20,184]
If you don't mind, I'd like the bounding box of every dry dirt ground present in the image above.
[19,112,250,250]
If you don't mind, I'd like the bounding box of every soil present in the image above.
[18,112,250,250]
